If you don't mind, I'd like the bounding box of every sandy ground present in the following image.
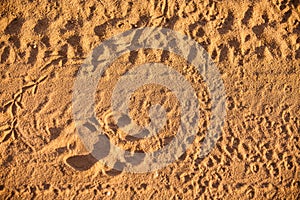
[0,0,300,199]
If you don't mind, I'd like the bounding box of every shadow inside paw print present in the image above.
[65,132,147,173]
[66,154,98,171]
[66,134,110,171]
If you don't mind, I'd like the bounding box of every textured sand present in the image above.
[0,0,300,199]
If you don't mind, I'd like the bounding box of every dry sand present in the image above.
[0,0,300,199]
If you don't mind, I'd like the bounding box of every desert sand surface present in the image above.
[0,0,300,199]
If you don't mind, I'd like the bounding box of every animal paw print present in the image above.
[0,42,16,64]
[0,119,18,142]
[1,73,47,118]
[0,118,35,150]
[22,74,48,95]
[1,91,23,117]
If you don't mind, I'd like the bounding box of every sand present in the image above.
[0,0,299,199]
